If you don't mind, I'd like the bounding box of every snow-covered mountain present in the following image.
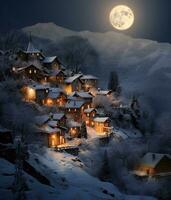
[23,22,171,118]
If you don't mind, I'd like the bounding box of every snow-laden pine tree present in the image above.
[108,71,121,95]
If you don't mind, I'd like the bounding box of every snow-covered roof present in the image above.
[96,90,112,96]
[84,108,96,113]
[65,100,85,109]
[52,113,65,121]
[25,42,40,54]
[43,56,57,64]
[139,153,171,168]
[47,91,61,99]
[49,87,63,93]
[93,117,109,123]
[67,120,81,128]
[35,115,50,126]
[65,74,82,83]
[49,69,63,76]
[41,125,61,134]
[80,75,98,80]
[29,84,49,90]
[47,120,58,128]
[71,91,93,99]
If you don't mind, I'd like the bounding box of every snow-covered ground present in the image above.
[0,149,157,200]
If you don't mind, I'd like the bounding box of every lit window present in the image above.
[87,114,90,117]
[29,70,32,74]
[69,109,71,112]
[34,70,37,74]
[74,109,77,112]
[46,89,49,93]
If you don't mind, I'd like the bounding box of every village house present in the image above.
[35,115,66,148]
[80,75,98,91]
[69,91,94,104]
[13,64,47,82]
[134,153,171,177]
[43,88,67,107]
[48,69,66,85]
[65,100,91,122]
[93,117,112,135]
[22,84,49,104]
[67,120,81,138]
[42,56,62,71]
[39,125,65,148]
[0,126,13,144]
[83,108,97,127]
[17,40,44,62]
[64,74,82,95]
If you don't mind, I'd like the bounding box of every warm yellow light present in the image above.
[27,87,36,100]
[109,5,134,30]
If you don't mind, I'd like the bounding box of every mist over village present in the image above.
[0,1,171,200]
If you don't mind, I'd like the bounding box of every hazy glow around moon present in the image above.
[110,5,134,30]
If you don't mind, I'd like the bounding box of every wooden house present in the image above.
[48,70,66,85]
[42,56,62,71]
[17,41,44,61]
[83,108,97,127]
[43,88,67,107]
[13,64,46,82]
[40,126,65,148]
[93,117,111,135]
[80,75,98,91]
[64,74,82,95]
[22,84,49,104]
[134,153,171,177]
[69,91,94,104]
[67,120,81,138]
[65,100,90,122]
[0,126,13,144]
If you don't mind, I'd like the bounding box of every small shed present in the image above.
[134,153,171,177]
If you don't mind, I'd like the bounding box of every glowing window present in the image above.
[29,70,32,74]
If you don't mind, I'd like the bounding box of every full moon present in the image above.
[109,5,134,30]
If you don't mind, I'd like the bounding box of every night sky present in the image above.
[1,0,171,43]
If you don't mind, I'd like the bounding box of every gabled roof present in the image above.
[71,91,93,99]
[47,120,58,128]
[139,153,171,168]
[84,108,96,114]
[94,117,109,123]
[25,42,40,54]
[65,74,82,84]
[65,100,85,109]
[49,69,64,76]
[52,113,65,121]
[67,120,81,128]
[29,84,49,90]
[80,75,98,80]
[47,91,61,99]
[41,125,61,134]
[35,115,50,126]
[43,56,57,64]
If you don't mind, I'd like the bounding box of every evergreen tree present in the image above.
[108,71,120,94]
[79,122,88,139]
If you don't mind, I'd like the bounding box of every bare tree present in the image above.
[57,36,98,73]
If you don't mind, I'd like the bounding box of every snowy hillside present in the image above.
[0,148,157,200]
[23,22,171,117]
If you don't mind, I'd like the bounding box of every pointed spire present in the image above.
[26,32,40,54]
